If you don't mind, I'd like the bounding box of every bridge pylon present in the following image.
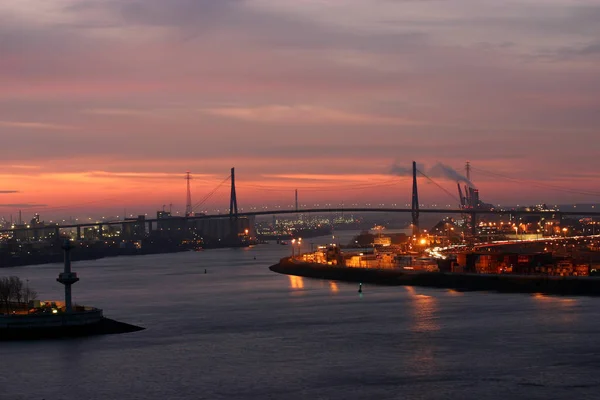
[229,167,238,217]
[411,161,420,236]
[185,171,193,217]
[229,167,239,239]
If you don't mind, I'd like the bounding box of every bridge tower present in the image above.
[229,167,238,217]
[229,167,239,240]
[185,171,193,217]
[411,161,420,236]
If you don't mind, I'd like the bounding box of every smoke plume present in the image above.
[390,162,476,188]
[390,163,424,176]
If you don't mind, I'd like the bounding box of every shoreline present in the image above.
[270,258,600,297]
[0,316,144,341]
[0,242,253,269]
[0,248,189,269]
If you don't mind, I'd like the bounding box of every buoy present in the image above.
[358,283,362,293]
[204,269,207,274]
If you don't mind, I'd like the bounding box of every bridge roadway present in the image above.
[1,207,600,234]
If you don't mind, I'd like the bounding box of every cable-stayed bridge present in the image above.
[2,164,600,238]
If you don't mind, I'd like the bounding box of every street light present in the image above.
[297,238,303,259]
[445,223,451,243]
[291,239,296,258]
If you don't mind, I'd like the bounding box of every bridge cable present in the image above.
[416,169,461,204]
[191,175,231,213]
[191,175,230,212]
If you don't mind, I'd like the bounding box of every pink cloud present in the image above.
[0,120,76,130]
[0,0,599,215]
[203,105,425,126]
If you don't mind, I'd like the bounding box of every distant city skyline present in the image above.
[1,0,599,215]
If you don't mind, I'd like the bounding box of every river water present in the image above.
[1,232,600,400]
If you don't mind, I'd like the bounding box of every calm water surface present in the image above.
[2,235,600,400]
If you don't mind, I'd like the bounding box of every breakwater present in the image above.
[0,309,144,341]
[270,258,600,296]
[0,246,191,268]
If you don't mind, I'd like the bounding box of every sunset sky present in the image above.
[1,0,599,218]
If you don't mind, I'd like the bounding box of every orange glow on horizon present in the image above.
[1,0,599,225]
[1,160,600,218]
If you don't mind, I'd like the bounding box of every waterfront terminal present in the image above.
[270,239,600,296]
[270,257,600,296]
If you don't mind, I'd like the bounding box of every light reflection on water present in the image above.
[288,275,304,290]
[532,293,577,304]
[329,281,339,293]
[531,293,579,325]
[404,286,440,333]
[401,287,440,377]
[2,239,600,400]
